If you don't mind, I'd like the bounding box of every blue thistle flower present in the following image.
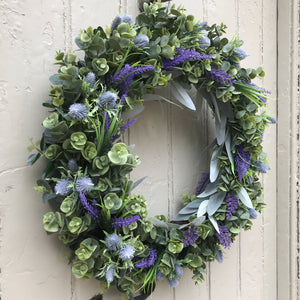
[196,172,210,195]
[174,264,183,278]
[98,91,118,110]
[267,116,277,124]
[54,178,73,196]
[122,14,133,26]
[105,233,122,251]
[105,266,115,283]
[205,66,236,85]
[216,225,231,249]
[69,103,88,120]
[199,21,208,28]
[119,244,135,261]
[235,144,251,181]
[111,15,122,33]
[182,225,199,247]
[134,34,150,49]
[111,215,140,228]
[85,72,96,87]
[75,176,94,194]
[67,159,78,173]
[248,208,258,219]
[79,192,100,220]
[254,160,270,173]
[216,250,223,263]
[198,30,211,48]
[226,193,238,219]
[156,271,166,280]
[233,47,248,60]
[168,277,179,288]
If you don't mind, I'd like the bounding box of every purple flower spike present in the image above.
[135,249,157,269]
[196,172,210,195]
[216,225,231,249]
[226,193,238,219]
[111,215,140,228]
[205,66,236,85]
[235,144,251,181]
[79,192,100,220]
[120,119,136,134]
[182,225,199,247]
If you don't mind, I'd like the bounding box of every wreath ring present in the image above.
[28,2,274,299]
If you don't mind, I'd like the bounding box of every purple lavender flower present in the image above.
[235,144,251,181]
[174,264,183,278]
[216,250,223,263]
[267,116,276,124]
[75,176,94,194]
[79,192,100,220]
[233,48,248,60]
[54,178,73,196]
[135,249,157,269]
[216,225,231,249]
[111,215,140,228]
[248,208,258,219]
[196,172,210,195]
[182,225,199,247]
[254,160,270,173]
[98,91,118,110]
[67,159,78,173]
[226,193,238,219]
[205,66,236,85]
[103,112,111,136]
[85,72,96,87]
[134,34,150,49]
[105,233,122,251]
[162,48,211,70]
[69,103,88,120]
[119,244,135,261]
[120,119,136,134]
[105,266,115,283]
[168,278,179,288]
[156,271,166,280]
[118,93,127,105]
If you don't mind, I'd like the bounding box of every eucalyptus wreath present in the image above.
[28,2,275,299]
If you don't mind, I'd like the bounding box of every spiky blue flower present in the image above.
[248,208,258,219]
[85,72,96,87]
[216,225,231,249]
[105,233,122,251]
[174,264,183,278]
[233,47,248,60]
[98,91,118,109]
[216,250,223,263]
[156,271,166,280]
[168,277,179,288]
[75,176,94,194]
[105,266,115,283]
[134,34,150,49]
[119,244,135,261]
[254,160,270,173]
[54,178,73,196]
[68,159,78,172]
[69,103,88,120]
[111,14,132,33]
[79,192,100,220]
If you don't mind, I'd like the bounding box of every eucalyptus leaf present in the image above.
[208,215,220,233]
[49,74,63,85]
[26,153,41,166]
[148,217,179,229]
[197,200,209,217]
[237,186,254,209]
[197,182,217,198]
[225,129,234,172]
[170,81,196,110]
[207,192,226,216]
[215,113,227,145]
[172,200,202,221]
[191,216,206,226]
[210,147,220,183]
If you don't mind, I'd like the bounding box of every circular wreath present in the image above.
[28,2,275,299]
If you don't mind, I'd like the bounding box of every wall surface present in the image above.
[0,0,298,300]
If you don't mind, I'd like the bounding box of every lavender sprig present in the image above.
[216,225,231,249]
[182,225,199,247]
[225,193,238,219]
[134,249,157,269]
[163,48,211,70]
[111,215,140,228]
[205,66,236,85]
[235,144,251,181]
[79,192,100,220]
[196,172,210,195]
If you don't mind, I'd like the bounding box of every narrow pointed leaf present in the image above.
[121,105,144,120]
[191,216,206,226]
[237,187,254,209]
[197,200,209,217]
[197,182,217,198]
[215,113,227,145]
[132,176,148,190]
[170,81,196,110]
[207,192,226,216]
[208,215,220,233]
[210,147,220,183]
[210,94,220,122]
[225,129,234,173]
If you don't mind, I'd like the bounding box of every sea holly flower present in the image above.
[92,58,109,76]
[70,132,87,150]
[156,271,166,280]
[98,91,118,109]
[174,264,183,278]
[254,160,270,173]
[168,277,179,288]
[54,178,73,196]
[233,47,248,60]
[106,266,115,283]
[111,14,133,33]
[108,143,130,165]
[216,250,223,263]
[134,34,150,48]
[69,103,88,120]
[105,233,122,251]
[198,30,211,48]
[85,72,96,87]
[76,177,94,194]
[119,244,135,261]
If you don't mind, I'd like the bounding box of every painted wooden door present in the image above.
[0,0,297,299]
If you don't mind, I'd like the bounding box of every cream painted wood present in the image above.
[0,0,297,299]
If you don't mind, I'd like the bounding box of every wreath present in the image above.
[28,2,275,299]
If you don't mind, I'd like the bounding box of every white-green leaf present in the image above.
[49,74,63,85]
[215,113,227,145]
[210,147,220,182]
[197,200,209,217]
[191,216,206,226]
[132,176,148,190]
[225,129,234,172]
[121,105,144,120]
[170,81,196,110]
[237,187,254,209]
[143,93,183,108]
[172,200,202,221]
[210,94,220,122]
[207,192,226,216]
[197,182,217,198]
[208,215,220,233]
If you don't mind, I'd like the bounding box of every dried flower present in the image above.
[135,249,157,269]
[54,178,73,196]
[196,172,210,195]
[79,192,100,220]
[168,277,179,288]
[68,159,78,173]
[85,72,96,87]
[119,244,135,261]
[111,215,140,228]
[134,34,150,49]
[98,91,118,110]
[205,66,236,85]
[69,103,88,120]
[75,176,94,194]
[182,225,199,247]
[226,193,238,219]
[105,233,122,251]
[105,266,115,283]
[235,144,251,181]
[216,225,231,249]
